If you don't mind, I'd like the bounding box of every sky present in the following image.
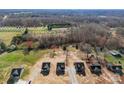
[0,0,124,9]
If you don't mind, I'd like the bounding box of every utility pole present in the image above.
[65,49,69,66]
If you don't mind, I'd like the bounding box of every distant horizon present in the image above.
[0,0,124,9]
[0,8,124,10]
[1,9,124,17]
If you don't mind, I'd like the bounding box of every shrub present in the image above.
[0,40,6,54]
[7,44,17,53]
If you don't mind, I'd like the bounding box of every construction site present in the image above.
[7,46,124,84]
[0,9,124,84]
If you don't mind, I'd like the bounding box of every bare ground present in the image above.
[69,51,113,84]
[25,48,124,84]
[27,49,69,84]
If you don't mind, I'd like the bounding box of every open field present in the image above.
[0,32,20,45]
[0,27,64,33]
[0,49,50,83]
[0,27,66,45]
[0,27,47,32]
[0,27,46,45]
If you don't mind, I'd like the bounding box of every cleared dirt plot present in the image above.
[103,68,122,84]
[68,50,115,84]
[120,72,124,84]
[27,49,69,84]
[26,48,124,84]
[67,51,92,83]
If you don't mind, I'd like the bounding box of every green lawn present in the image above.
[0,49,50,83]
[0,27,48,45]
[0,32,21,45]
[104,54,124,68]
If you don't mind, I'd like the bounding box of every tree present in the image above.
[7,44,17,53]
[47,25,52,31]
[0,40,6,54]
[79,43,92,59]
[106,37,121,49]
[116,27,124,36]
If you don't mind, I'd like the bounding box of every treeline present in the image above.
[1,17,71,27]
[37,23,123,50]
[116,27,124,36]
[1,15,124,28]
[1,23,123,55]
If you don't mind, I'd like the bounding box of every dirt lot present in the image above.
[69,51,113,84]
[25,48,124,84]
[27,49,69,84]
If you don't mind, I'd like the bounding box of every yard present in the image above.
[104,53,124,68]
[0,49,50,83]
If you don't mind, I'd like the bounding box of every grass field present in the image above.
[0,49,50,83]
[0,27,48,45]
[0,27,48,32]
[104,54,124,68]
[0,32,21,45]
[0,27,66,45]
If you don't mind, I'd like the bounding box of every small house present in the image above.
[41,62,50,76]
[7,68,23,84]
[74,62,86,76]
[90,63,102,76]
[56,62,65,76]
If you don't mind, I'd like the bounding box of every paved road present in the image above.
[67,67,78,84]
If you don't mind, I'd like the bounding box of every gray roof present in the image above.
[109,50,121,55]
